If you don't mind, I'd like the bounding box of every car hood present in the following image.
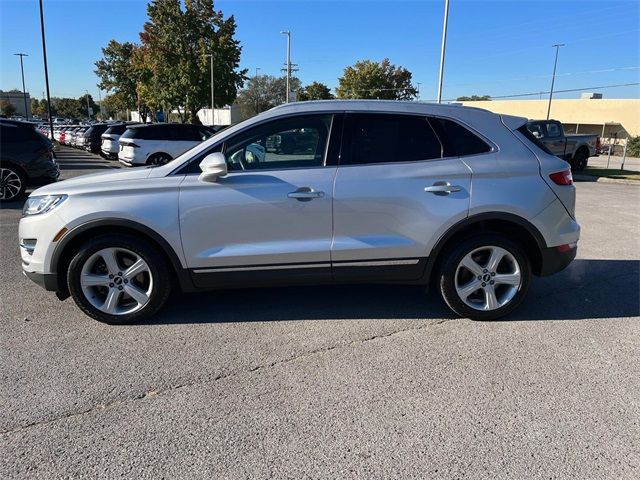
[30,167,154,196]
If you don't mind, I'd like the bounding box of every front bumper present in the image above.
[23,270,59,291]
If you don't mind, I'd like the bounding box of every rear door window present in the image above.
[341,114,442,165]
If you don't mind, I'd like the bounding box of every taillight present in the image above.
[595,137,601,150]
[549,169,573,186]
[121,142,140,148]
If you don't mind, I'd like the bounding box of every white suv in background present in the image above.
[100,123,136,160]
[19,100,579,324]
[118,124,214,166]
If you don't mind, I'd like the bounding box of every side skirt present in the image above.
[189,258,429,290]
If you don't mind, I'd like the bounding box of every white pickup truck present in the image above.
[527,119,599,171]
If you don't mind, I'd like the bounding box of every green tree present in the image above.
[235,75,302,120]
[139,0,247,123]
[627,136,640,158]
[456,95,491,101]
[52,98,80,119]
[31,98,46,117]
[298,81,333,101]
[0,100,16,117]
[336,59,417,100]
[101,93,128,120]
[95,41,142,111]
[77,94,100,119]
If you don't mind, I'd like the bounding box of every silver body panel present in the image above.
[20,100,579,286]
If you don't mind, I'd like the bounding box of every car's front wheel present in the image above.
[67,234,172,324]
[438,234,531,320]
[0,166,26,201]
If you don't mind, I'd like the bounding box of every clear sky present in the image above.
[1,0,639,102]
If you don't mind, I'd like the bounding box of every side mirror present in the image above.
[198,152,228,182]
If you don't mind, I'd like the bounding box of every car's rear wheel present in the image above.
[147,153,172,166]
[0,166,26,201]
[67,234,172,324]
[438,234,531,320]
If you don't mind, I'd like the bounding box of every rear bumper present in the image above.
[539,243,577,276]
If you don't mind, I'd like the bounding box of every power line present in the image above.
[440,82,640,102]
[446,66,640,88]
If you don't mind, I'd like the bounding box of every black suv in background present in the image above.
[0,119,59,201]
[82,123,111,154]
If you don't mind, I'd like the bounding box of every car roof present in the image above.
[0,119,36,128]
[127,123,198,129]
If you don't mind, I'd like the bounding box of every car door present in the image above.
[331,113,473,282]
[179,113,339,288]
[543,121,567,158]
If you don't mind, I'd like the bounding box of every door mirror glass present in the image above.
[198,152,228,182]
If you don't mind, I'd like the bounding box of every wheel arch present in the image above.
[424,212,548,286]
[0,160,28,179]
[147,152,173,165]
[51,219,194,295]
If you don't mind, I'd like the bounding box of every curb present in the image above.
[573,174,640,185]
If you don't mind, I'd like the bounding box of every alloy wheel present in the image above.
[80,247,153,315]
[0,168,22,200]
[454,245,522,311]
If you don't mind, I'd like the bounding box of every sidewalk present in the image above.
[588,155,640,172]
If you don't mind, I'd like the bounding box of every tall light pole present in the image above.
[204,53,214,125]
[436,0,450,104]
[255,67,261,115]
[39,0,54,138]
[85,89,91,119]
[14,53,29,119]
[280,31,291,103]
[546,43,565,120]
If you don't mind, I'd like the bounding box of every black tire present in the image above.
[0,165,27,201]
[438,234,531,321]
[67,234,172,324]
[571,149,588,172]
[147,153,172,166]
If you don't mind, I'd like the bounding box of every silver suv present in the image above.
[19,101,579,324]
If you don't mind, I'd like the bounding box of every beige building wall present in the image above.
[460,99,640,138]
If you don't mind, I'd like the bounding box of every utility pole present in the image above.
[280,31,291,103]
[14,53,29,119]
[39,0,54,138]
[204,53,214,125]
[546,43,565,120]
[436,0,450,104]
[416,82,422,101]
[97,89,103,120]
[255,67,261,115]
[85,89,91,119]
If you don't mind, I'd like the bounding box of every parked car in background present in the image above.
[0,119,59,201]
[100,123,136,160]
[526,120,598,171]
[20,101,579,324]
[74,127,90,149]
[118,123,214,166]
[82,123,111,154]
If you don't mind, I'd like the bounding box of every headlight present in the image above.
[22,195,67,217]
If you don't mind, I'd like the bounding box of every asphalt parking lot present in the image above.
[1,148,639,479]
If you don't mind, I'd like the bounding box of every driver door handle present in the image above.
[287,187,325,201]
[424,181,462,195]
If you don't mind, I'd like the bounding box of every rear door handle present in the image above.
[425,181,462,195]
[287,187,325,201]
